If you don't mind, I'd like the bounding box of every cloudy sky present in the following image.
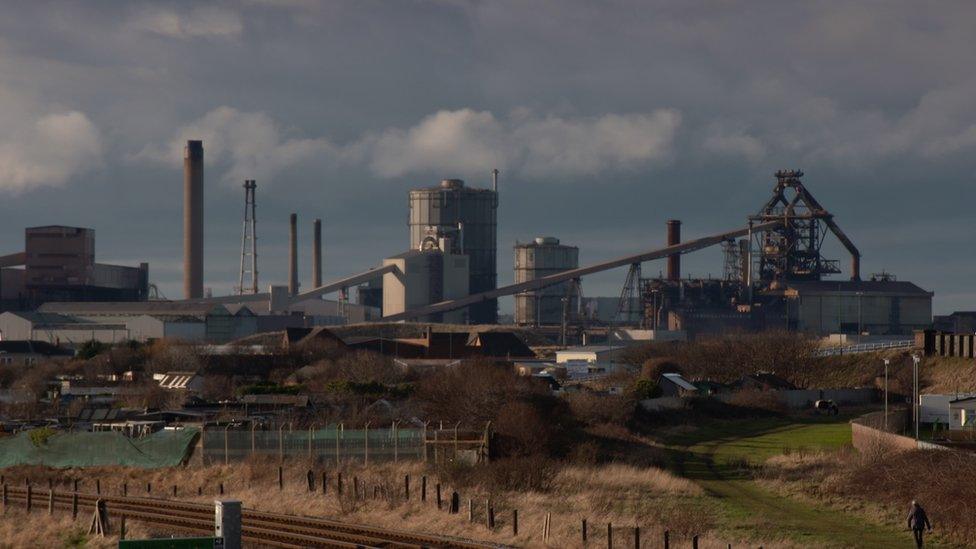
[0,1,973,314]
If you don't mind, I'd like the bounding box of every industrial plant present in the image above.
[0,140,935,348]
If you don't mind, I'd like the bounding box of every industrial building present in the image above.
[514,237,579,325]
[0,226,149,311]
[382,238,469,324]
[408,177,498,323]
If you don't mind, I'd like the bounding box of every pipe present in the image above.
[666,220,681,281]
[312,219,322,289]
[183,140,204,299]
[289,213,298,296]
[492,169,499,192]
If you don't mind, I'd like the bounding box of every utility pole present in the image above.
[913,354,920,440]
[883,358,890,432]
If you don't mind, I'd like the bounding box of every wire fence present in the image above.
[200,423,488,465]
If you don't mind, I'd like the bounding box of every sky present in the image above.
[0,1,973,314]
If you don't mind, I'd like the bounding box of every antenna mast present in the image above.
[238,179,259,295]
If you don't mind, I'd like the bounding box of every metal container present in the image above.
[408,179,498,323]
[514,237,579,325]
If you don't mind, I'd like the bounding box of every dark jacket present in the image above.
[908,506,932,531]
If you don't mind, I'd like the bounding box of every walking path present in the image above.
[667,417,919,548]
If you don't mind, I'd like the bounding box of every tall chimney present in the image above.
[289,213,298,296]
[183,140,204,299]
[492,168,499,192]
[312,218,322,289]
[666,219,681,281]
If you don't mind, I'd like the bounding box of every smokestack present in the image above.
[289,213,298,296]
[183,140,204,299]
[312,218,322,288]
[666,219,681,281]
[492,168,499,192]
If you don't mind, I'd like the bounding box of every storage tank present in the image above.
[408,178,498,323]
[514,237,579,325]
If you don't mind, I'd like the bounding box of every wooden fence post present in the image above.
[48,489,54,514]
[512,509,518,536]
[122,482,127,496]
[607,522,612,549]
[450,491,459,514]
[634,526,640,549]
[26,483,32,513]
[404,475,409,500]
[120,515,126,540]
[663,530,670,549]
[146,482,151,494]
[72,492,78,519]
[692,535,699,549]
[353,476,359,499]
[468,498,474,522]
[219,483,224,495]
[96,479,101,495]
[487,501,495,529]
[435,483,442,509]
[337,472,343,496]
[1,483,6,514]
[421,476,427,502]
[322,472,328,496]
[582,518,588,543]
[278,466,283,491]
[336,424,341,466]
[307,470,315,492]
[543,512,551,541]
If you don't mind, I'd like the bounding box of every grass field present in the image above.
[664,414,925,548]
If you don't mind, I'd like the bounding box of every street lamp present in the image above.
[912,353,921,440]
[883,358,890,432]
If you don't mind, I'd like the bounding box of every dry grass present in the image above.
[0,459,726,548]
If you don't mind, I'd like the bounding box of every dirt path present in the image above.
[670,421,919,548]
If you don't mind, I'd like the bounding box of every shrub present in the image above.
[76,340,107,360]
[28,427,57,447]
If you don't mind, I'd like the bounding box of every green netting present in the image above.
[0,428,199,468]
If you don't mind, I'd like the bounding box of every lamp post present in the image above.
[883,358,890,432]
[912,354,921,440]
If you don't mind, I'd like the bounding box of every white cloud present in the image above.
[0,88,102,194]
[137,106,336,185]
[702,125,766,163]
[363,108,681,179]
[128,6,243,39]
[141,106,681,183]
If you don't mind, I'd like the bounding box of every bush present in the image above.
[76,340,107,360]
[28,427,57,447]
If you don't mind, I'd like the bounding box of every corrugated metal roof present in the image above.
[661,372,698,391]
[783,280,932,295]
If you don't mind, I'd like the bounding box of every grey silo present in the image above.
[408,178,498,323]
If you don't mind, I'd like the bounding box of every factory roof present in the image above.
[782,280,932,296]
[38,301,244,317]
[1,311,126,329]
[0,340,74,356]
[660,372,698,392]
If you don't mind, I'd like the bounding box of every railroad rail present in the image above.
[2,486,501,548]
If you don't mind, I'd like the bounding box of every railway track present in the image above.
[2,486,500,548]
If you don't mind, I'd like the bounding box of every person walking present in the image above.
[907,500,932,547]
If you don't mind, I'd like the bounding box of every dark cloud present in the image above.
[0,1,972,313]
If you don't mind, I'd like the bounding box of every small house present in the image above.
[658,373,698,397]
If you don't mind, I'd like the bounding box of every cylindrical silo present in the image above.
[183,140,204,299]
[409,178,498,323]
[514,237,579,326]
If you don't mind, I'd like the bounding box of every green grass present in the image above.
[664,414,922,548]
